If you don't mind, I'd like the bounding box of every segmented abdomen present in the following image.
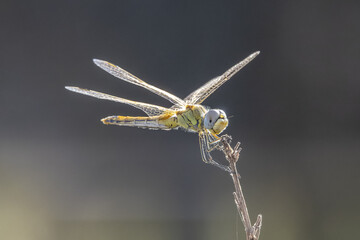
[101,115,172,130]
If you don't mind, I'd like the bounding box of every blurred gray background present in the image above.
[0,1,359,240]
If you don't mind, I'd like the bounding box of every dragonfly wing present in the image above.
[93,59,186,106]
[65,86,169,116]
[184,51,260,105]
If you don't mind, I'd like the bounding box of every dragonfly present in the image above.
[65,51,260,172]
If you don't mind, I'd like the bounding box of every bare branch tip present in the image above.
[254,214,262,227]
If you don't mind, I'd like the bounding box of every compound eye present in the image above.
[204,109,220,129]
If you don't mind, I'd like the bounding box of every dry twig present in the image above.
[219,135,262,240]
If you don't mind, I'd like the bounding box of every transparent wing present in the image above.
[65,86,169,116]
[184,51,260,104]
[93,59,186,106]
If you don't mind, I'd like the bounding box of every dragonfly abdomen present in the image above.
[101,115,177,130]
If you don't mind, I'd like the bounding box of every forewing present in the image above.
[93,59,186,106]
[184,51,260,104]
[65,86,169,116]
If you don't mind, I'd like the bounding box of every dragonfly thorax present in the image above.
[176,106,229,135]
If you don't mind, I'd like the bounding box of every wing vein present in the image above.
[184,51,260,104]
[65,86,168,116]
[93,59,185,106]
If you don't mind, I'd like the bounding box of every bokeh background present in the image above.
[0,1,359,240]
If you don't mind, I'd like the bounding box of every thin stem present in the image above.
[220,136,262,240]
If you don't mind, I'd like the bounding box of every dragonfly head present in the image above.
[204,109,228,135]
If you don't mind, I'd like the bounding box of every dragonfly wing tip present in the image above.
[93,58,103,66]
[253,51,260,56]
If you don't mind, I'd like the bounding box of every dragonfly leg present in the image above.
[206,132,226,152]
[207,144,220,152]
[208,158,232,173]
[207,139,221,152]
[199,132,232,173]
[208,132,232,151]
